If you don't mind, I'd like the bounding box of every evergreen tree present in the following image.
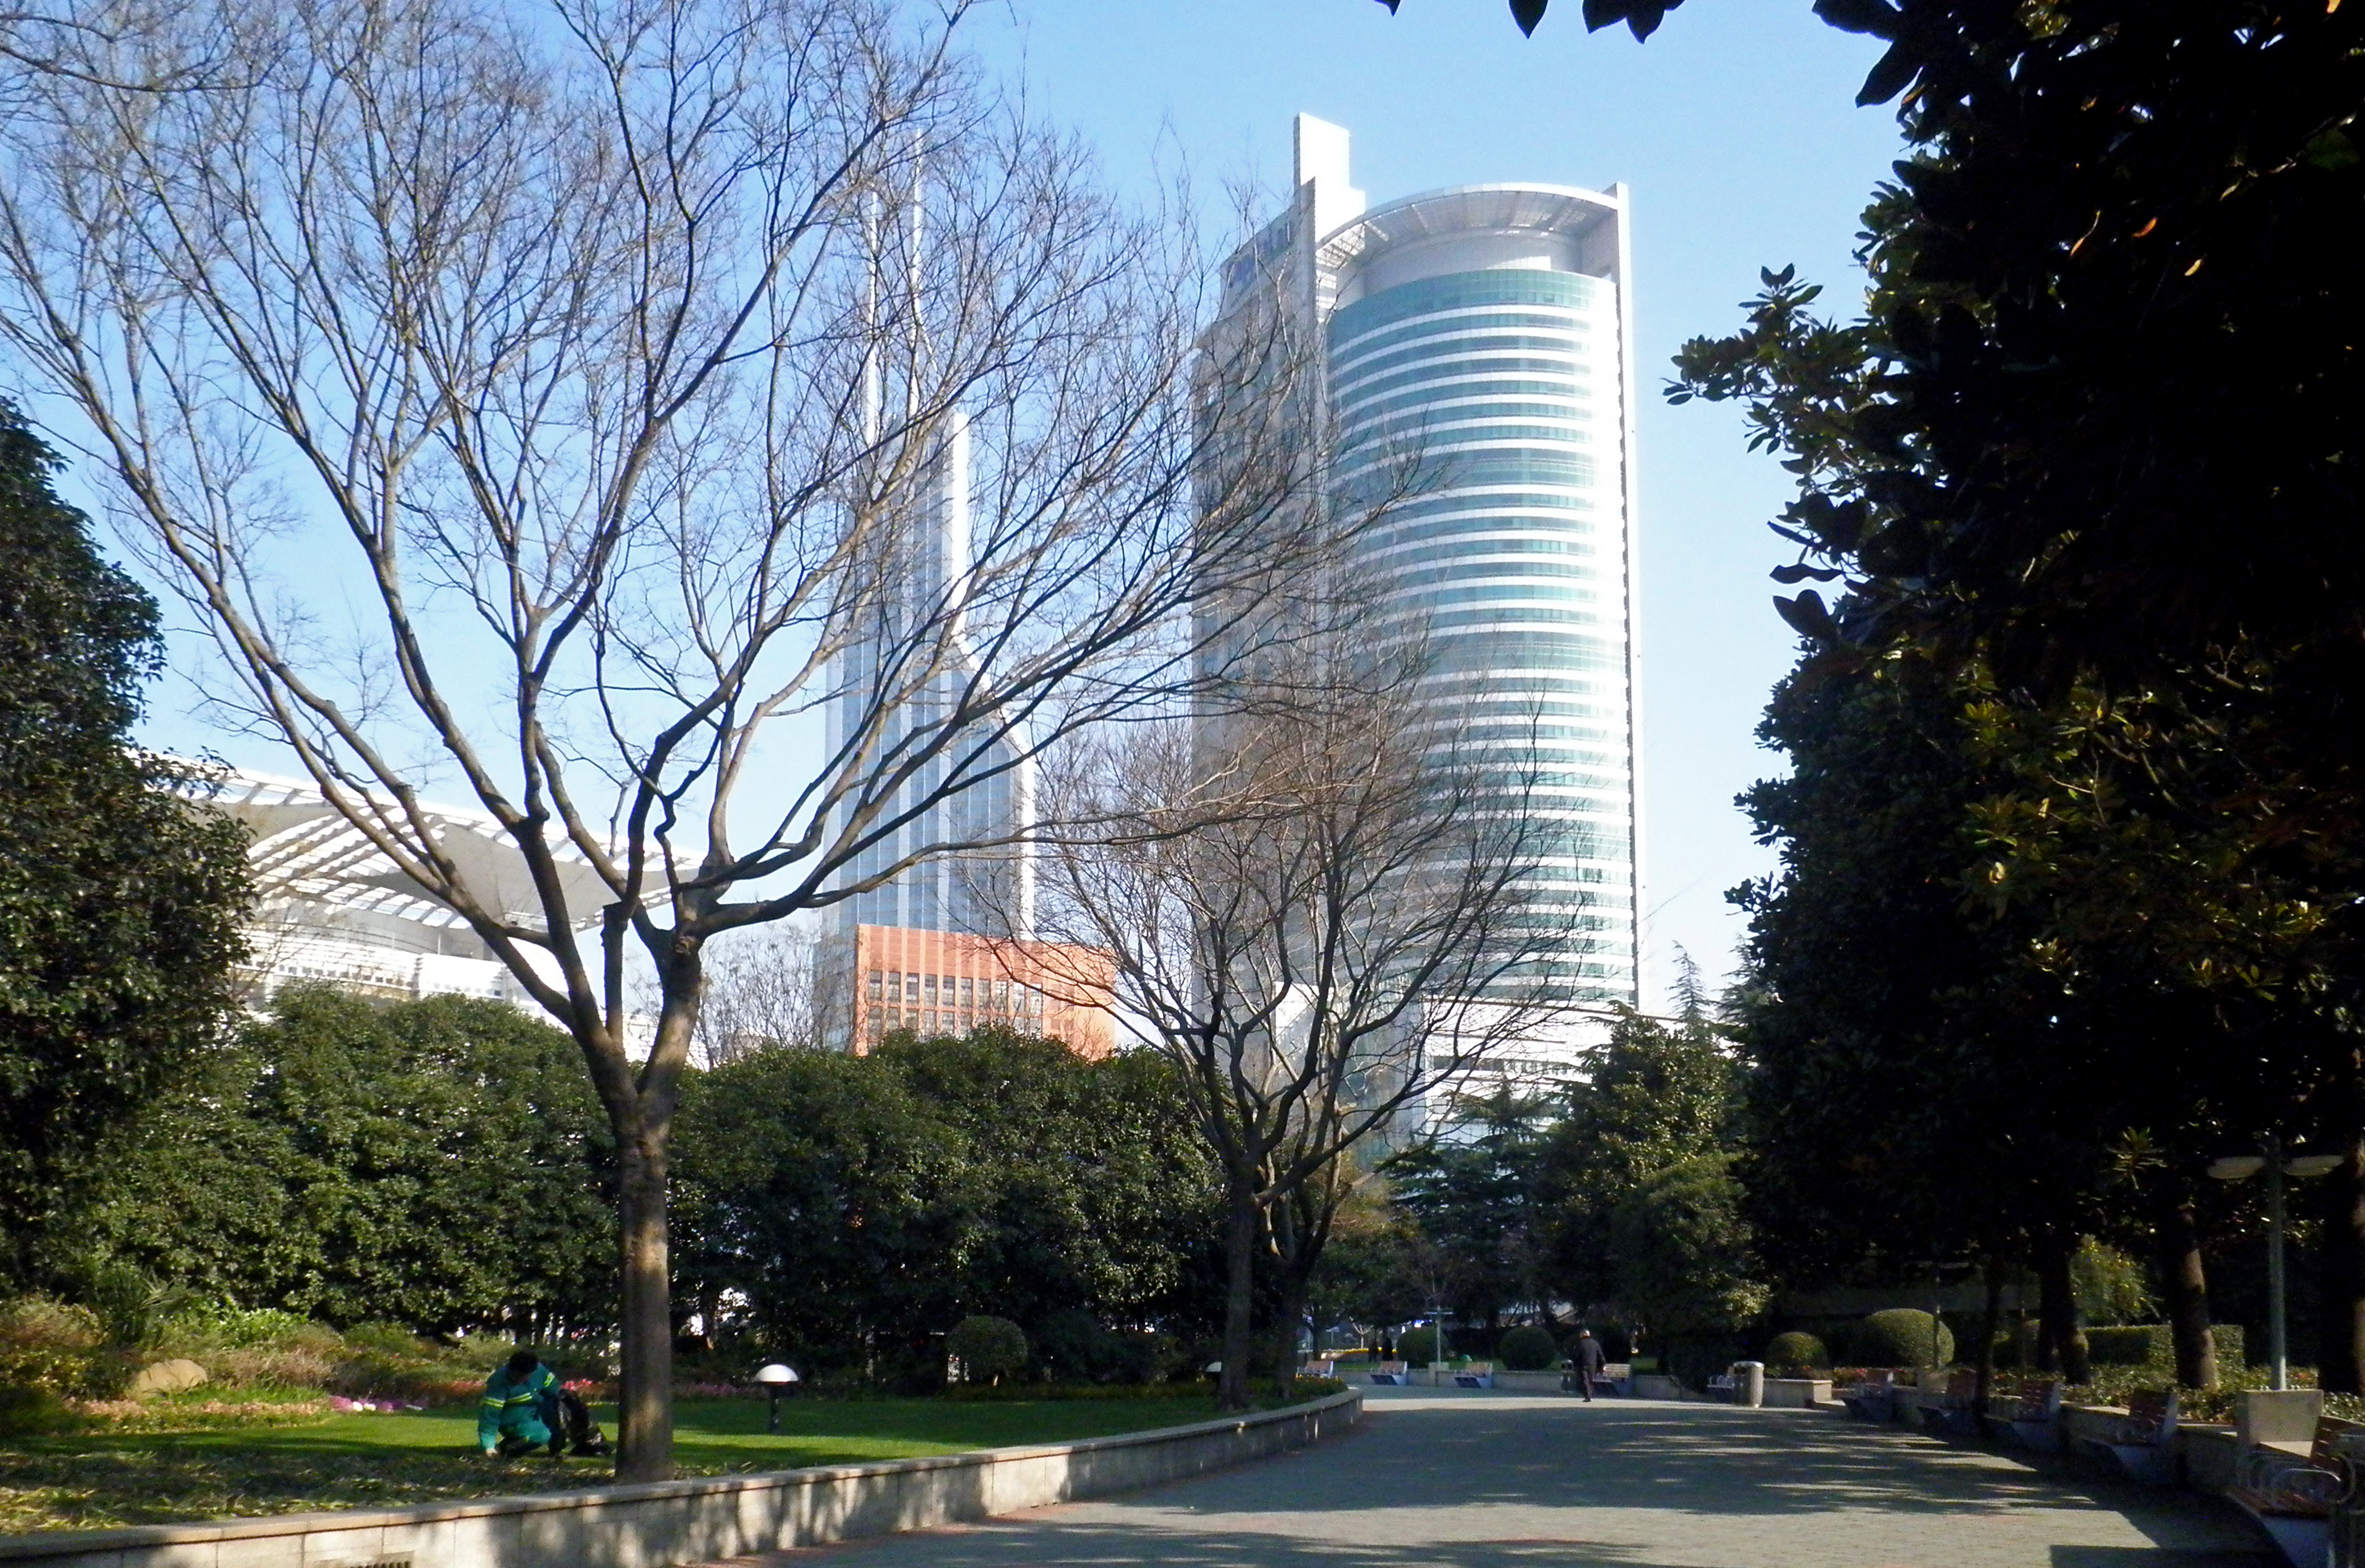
[0,403,249,1285]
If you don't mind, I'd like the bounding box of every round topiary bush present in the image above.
[947,1315,1028,1384]
[1848,1309,1954,1367]
[1764,1330,1828,1372]
[1399,1324,1448,1367]
[1497,1325,1559,1371]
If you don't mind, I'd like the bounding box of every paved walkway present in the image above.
[709,1387,2278,1568]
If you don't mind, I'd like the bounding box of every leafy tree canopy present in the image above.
[0,402,249,1285]
[671,1030,1224,1384]
[1536,1009,1740,1310]
[78,986,616,1334]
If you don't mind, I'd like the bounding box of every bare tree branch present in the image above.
[0,0,1339,1477]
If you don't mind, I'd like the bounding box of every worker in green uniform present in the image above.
[478,1350,563,1457]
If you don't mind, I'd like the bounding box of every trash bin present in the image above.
[1734,1360,1765,1408]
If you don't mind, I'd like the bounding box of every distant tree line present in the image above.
[32,983,1234,1386]
[1312,1004,1759,1384]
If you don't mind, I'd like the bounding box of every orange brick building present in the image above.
[850,925,1116,1058]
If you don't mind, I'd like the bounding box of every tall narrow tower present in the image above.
[1208,117,1643,1075]
[828,415,1032,947]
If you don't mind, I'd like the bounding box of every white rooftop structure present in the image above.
[202,766,608,1008]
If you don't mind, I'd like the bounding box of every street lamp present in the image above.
[754,1363,799,1434]
[2208,1137,2343,1392]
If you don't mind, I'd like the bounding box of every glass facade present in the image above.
[831,422,1031,947]
[1328,268,1637,1008]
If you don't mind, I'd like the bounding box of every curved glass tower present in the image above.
[1211,118,1642,1076]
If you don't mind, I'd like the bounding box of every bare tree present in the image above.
[692,922,842,1063]
[1029,644,1586,1411]
[0,0,1332,1476]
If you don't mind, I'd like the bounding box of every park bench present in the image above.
[1918,1369,1980,1436]
[1453,1361,1496,1388]
[2226,1415,2362,1567]
[1989,1376,2064,1450]
[1840,1369,1898,1422]
[1367,1360,1409,1386]
[2079,1388,2180,1484]
[1597,1360,1631,1397]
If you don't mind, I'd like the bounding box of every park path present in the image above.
[698,1386,2279,1568]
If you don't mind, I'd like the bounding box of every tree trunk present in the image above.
[1218,1183,1257,1412]
[2317,1134,2365,1394]
[615,1127,674,1481]
[1972,1260,2003,1416]
[1272,1269,1307,1405]
[2157,1189,2217,1390]
[2036,1236,2089,1383]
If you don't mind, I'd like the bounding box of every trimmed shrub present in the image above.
[1497,1326,1559,1371]
[2085,1325,2164,1367]
[1765,1330,1828,1371]
[1846,1309,1954,1368]
[1993,1322,2245,1377]
[1400,1325,1448,1367]
[948,1315,1028,1384]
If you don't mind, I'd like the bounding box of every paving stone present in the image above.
[696,1386,2282,1568]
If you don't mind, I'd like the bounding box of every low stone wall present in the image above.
[0,1392,1362,1568]
[1763,1378,1833,1409]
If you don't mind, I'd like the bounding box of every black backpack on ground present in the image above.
[557,1386,610,1457]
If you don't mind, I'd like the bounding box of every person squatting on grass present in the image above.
[479,1351,563,1457]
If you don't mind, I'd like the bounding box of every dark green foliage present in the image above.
[1538,1009,1740,1309]
[671,1031,1223,1385]
[1031,1309,1183,1386]
[1847,1308,1953,1368]
[1765,1330,1827,1371]
[77,986,616,1334]
[2077,1323,2246,1373]
[1387,1088,1553,1329]
[1606,1155,1765,1345]
[0,403,250,1287]
[2083,1325,2167,1368]
[1304,1189,1429,1338]
[1371,0,1679,44]
[0,1297,119,1399]
[947,1315,1027,1383]
[1398,1323,1448,1366]
[1496,1325,1559,1371]
[1667,0,2365,1352]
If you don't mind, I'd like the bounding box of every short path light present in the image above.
[754,1363,799,1434]
[2208,1138,2343,1392]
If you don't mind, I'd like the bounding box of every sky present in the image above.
[111,0,1909,1014]
[963,0,1908,1008]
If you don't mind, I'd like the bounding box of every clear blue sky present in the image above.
[969,0,1906,1008]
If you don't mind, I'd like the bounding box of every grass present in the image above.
[0,1394,1244,1535]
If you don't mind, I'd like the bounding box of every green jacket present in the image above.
[478,1363,560,1450]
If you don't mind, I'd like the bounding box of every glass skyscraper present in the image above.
[1211,117,1642,1074]
[829,412,1033,949]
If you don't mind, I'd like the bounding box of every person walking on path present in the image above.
[1573,1328,1606,1401]
[479,1349,564,1457]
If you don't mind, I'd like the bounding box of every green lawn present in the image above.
[0,1395,1236,1535]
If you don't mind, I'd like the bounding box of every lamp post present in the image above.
[754,1363,798,1434]
[2207,1138,2342,1392]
